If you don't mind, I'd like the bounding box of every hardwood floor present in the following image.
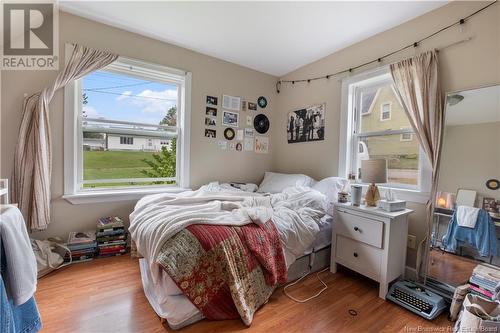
[36,255,452,333]
[428,248,478,286]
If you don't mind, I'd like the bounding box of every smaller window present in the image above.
[400,129,413,142]
[120,137,134,145]
[380,103,391,121]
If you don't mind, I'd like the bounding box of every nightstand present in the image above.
[330,203,413,299]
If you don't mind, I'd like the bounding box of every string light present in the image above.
[276,1,497,93]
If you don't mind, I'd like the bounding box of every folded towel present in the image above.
[456,205,481,228]
[0,205,38,305]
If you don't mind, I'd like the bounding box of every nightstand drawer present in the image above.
[336,209,384,248]
[336,235,382,278]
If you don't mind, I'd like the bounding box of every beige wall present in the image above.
[273,1,500,267]
[0,12,277,239]
[439,122,500,201]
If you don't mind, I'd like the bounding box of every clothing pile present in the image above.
[65,231,97,263]
[96,217,127,258]
[469,264,500,301]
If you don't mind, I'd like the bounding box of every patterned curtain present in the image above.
[390,50,444,279]
[13,44,118,231]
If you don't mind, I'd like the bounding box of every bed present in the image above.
[130,173,347,330]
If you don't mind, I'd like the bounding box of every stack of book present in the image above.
[96,216,127,258]
[65,231,97,263]
[469,264,500,300]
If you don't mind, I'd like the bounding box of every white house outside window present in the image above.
[339,68,431,195]
[64,52,191,203]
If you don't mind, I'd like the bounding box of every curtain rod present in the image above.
[275,0,498,93]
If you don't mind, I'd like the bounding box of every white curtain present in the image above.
[390,50,444,278]
[13,44,118,231]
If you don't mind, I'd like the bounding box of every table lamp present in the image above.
[361,159,387,207]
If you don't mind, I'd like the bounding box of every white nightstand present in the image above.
[330,203,413,299]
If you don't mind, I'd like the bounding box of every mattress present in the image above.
[139,215,333,329]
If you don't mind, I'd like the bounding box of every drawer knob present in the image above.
[353,252,358,258]
[354,226,360,232]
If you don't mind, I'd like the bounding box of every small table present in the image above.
[330,203,413,299]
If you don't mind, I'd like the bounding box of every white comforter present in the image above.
[129,182,327,283]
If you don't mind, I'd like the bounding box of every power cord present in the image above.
[283,267,329,303]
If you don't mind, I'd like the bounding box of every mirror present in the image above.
[428,84,500,288]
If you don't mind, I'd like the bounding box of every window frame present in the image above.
[379,102,392,121]
[339,66,431,203]
[63,45,191,204]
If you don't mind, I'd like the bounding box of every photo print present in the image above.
[222,110,239,127]
[287,103,325,144]
[205,117,216,126]
[248,102,257,111]
[206,107,217,117]
[205,129,216,138]
[206,95,218,106]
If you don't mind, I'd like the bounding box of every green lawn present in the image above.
[83,150,155,180]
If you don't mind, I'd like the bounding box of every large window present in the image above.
[340,68,430,192]
[64,55,191,200]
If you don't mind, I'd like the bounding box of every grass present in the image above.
[83,150,157,188]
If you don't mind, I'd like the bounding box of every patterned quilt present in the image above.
[156,220,287,325]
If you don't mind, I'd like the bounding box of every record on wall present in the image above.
[257,96,267,108]
[254,114,270,134]
[224,127,235,140]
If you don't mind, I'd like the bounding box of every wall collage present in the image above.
[204,94,270,154]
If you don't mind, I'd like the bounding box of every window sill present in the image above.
[62,187,191,205]
[356,184,431,204]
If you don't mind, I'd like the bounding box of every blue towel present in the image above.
[1,240,42,333]
[442,209,498,257]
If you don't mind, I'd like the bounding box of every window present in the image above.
[64,54,191,201]
[340,67,431,193]
[120,137,134,145]
[380,102,391,121]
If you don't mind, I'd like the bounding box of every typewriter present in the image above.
[387,280,447,320]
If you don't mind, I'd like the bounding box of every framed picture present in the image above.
[248,102,257,111]
[287,103,325,143]
[483,197,497,212]
[254,136,269,154]
[222,94,241,111]
[205,117,216,126]
[244,128,254,137]
[222,110,239,127]
[241,101,247,112]
[205,129,216,138]
[206,95,218,106]
[206,107,217,117]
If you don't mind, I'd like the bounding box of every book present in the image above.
[98,240,126,247]
[469,284,494,299]
[99,247,126,254]
[96,229,125,237]
[96,234,126,242]
[97,216,124,229]
[67,242,97,251]
[68,231,96,245]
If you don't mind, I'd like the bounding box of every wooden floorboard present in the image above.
[35,255,453,333]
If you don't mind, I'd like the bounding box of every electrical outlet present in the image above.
[407,234,417,249]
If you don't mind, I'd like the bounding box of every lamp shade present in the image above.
[361,159,387,184]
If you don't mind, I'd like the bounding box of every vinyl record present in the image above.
[257,96,267,108]
[224,127,235,140]
[254,114,270,134]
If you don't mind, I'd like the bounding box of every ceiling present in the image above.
[446,85,500,126]
[60,1,447,76]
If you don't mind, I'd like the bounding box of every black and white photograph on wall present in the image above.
[287,103,325,144]
[222,110,239,127]
[206,95,218,106]
[206,107,217,117]
[248,102,257,111]
[205,129,216,138]
[205,117,216,126]
[241,101,247,111]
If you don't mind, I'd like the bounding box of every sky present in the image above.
[82,70,178,125]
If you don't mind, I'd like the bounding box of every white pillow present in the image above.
[312,177,349,205]
[257,172,316,193]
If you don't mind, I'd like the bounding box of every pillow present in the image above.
[312,177,349,205]
[257,172,316,193]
